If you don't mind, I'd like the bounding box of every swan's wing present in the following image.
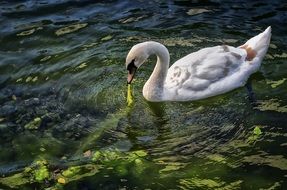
[165,45,247,91]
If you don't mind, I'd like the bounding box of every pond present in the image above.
[0,0,286,189]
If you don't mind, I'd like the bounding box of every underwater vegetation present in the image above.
[0,0,287,189]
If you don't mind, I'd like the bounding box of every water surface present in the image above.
[0,0,287,189]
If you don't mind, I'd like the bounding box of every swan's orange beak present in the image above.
[127,61,137,84]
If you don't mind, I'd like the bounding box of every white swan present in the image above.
[125,26,271,102]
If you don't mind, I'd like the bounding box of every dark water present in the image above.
[0,0,287,189]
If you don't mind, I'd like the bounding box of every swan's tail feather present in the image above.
[240,26,271,61]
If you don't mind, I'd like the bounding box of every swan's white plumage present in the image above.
[164,45,247,101]
[126,26,271,102]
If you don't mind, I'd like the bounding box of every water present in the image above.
[0,0,286,189]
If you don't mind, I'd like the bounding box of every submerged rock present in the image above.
[0,105,17,116]
[0,123,8,129]
[24,98,40,106]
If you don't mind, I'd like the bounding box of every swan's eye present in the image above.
[127,59,137,72]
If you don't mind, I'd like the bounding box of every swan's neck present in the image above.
[143,42,170,101]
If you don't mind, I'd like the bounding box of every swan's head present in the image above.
[125,42,150,84]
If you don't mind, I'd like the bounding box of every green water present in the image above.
[0,0,287,189]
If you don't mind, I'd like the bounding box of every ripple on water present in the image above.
[0,0,287,189]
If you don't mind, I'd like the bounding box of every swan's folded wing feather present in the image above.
[165,45,247,91]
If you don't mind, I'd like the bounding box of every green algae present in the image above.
[179,177,224,189]
[57,177,66,184]
[61,164,100,182]
[101,35,113,41]
[0,159,50,188]
[82,42,98,48]
[159,162,184,173]
[25,76,38,83]
[16,27,43,36]
[186,8,211,16]
[32,160,50,182]
[0,161,102,188]
[34,166,49,182]
[32,76,38,82]
[17,28,36,36]
[162,37,197,47]
[40,55,52,62]
[133,159,146,175]
[92,151,102,162]
[134,158,143,165]
[255,99,287,113]
[269,43,277,49]
[178,178,243,190]
[253,126,262,136]
[243,154,287,171]
[55,23,88,36]
[221,180,243,190]
[75,101,134,154]
[16,78,23,82]
[127,84,134,107]
[101,150,121,162]
[207,154,226,163]
[76,62,88,69]
[69,165,100,181]
[91,149,149,176]
[0,173,30,188]
[62,166,81,178]
[132,150,148,157]
[91,149,148,163]
[218,125,264,152]
[263,182,282,190]
[0,160,50,188]
[266,78,286,88]
[274,52,287,58]
[0,2,286,189]
[119,15,147,24]
[24,117,42,130]
[116,165,128,176]
[26,76,33,82]
[247,125,263,143]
